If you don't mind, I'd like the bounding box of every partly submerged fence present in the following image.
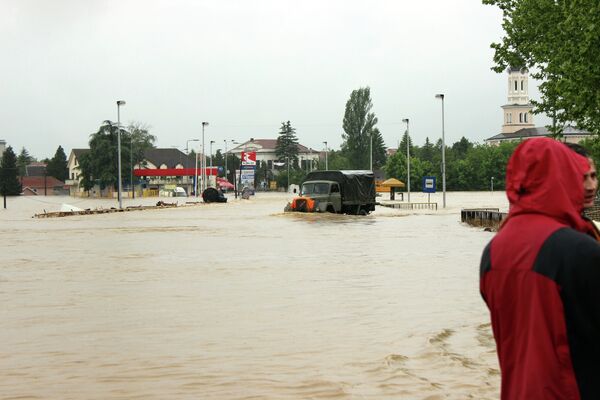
[380,202,438,210]
[461,208,507,231]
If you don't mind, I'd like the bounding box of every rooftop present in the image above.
[486,125,591,141]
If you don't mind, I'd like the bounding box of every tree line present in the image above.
[0,145,69,196]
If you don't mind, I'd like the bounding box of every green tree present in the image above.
[78,121,125,192]
[79,121,155,192]
[46,145,68,181]
[398,131,415,161]
[255,160,270,189]
[484,0,600,134]
[419,137,435,163]
[275,165,306,189]
[580,136,600,168]
[341,87,386,169]
[451,137,473,159]
[227,154,240,184]
[212,149,225,176]
[128,122,156,171]
[16,147,35,177]
[0,146,22,195]
[275,121,299,165]
[384,151,407,184]
[318,149,352,171]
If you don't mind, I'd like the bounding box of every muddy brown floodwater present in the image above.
[0,191,507,399]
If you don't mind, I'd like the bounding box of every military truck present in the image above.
[288,170,376,215]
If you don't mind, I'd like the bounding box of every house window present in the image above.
[268,160,273,169]
[521,80,524,91]
[519,113,523,123]
[514,81,518,91]
[524,113,528,123]
[508,113,512,123]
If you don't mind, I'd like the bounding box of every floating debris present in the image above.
[34,202,179,218]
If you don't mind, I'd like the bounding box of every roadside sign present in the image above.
[240,169,255,188]
[423,176,436,193]
[241,151,257,166]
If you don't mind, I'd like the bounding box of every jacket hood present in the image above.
[506,137,590,232]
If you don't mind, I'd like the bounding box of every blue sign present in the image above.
[423,176,436,193]
[218,166,224,173]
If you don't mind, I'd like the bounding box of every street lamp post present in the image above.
[194,145,202,197]
[201,122,209,193]
[210,139,215,171]
[130,131,134,200]
[286,156,290,191]
[323,141,328,170]
[116,100,126,209]
[402,118,410,203]
[369,134,373,171]
[491,176,495,192]
[435,94,446,208]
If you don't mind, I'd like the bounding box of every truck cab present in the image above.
[299,180,342,213]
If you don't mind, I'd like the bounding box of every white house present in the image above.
[229,138,321,173]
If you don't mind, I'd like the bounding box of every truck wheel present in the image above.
[359,208,368,216]
[326,205,335,213]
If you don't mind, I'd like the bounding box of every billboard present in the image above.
[240,168,255,188]
[241,151,257,166]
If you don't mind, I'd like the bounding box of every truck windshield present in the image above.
[302,183,330,196]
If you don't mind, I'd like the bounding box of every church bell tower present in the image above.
[501,67,535,134]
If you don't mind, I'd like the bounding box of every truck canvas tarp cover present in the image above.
[302,170,375,204]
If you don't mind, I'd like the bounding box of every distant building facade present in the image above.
[21,176,67,196]
[486,68,593,144]
[66,148,214,197]
[229,138,321,173]
[0,139,6,157]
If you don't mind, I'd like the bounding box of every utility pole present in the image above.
[435,94,447,208]
[402,118,410,203]
[201,122,209,193]
[116,100,126,209]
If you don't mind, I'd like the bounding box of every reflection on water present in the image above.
[0,192,506,399]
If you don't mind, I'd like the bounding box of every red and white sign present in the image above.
[241,151,257,166]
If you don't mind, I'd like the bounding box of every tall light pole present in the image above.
[323,141,328,170]
[435,94,446,208]
[130,127,134,200]
[209,140,215,187]
[195,149,199,197]
[116,100,126,209]
[286,156,290,191]
[402,118,410,203]
[369,134,373,171]
[201,122,209,193]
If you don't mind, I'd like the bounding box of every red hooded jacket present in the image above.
[480,138,600,399]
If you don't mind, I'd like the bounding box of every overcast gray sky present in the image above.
[0,0,550,159]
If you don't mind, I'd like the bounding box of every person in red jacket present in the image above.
[480,137,600,399]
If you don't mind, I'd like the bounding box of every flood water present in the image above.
[1,191,507,399]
